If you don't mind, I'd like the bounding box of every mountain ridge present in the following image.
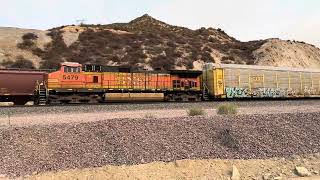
[0,14,320,70]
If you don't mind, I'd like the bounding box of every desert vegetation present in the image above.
[17,33,38,50]
[217,103,238,115]
[187,107,205,116]
[1,55,35,69]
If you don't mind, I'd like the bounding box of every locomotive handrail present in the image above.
[35,80,48,92]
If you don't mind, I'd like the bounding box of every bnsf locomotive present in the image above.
[0,62,320,105]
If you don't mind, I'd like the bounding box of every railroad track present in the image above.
[0,99,319,117]
[0,98,319,108]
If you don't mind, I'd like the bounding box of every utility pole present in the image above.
[76,19,86,25]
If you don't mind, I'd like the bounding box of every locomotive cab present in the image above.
[47,62,85,90]
[61,62,82,73]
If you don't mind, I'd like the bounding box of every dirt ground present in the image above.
[24,155,320,180]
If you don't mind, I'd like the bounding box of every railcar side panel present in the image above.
[0,70,47,105]
[204,63,320,99]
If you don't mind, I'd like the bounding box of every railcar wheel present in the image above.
[181,94,189,102]
[165,94,175,102]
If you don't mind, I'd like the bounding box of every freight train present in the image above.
[0,62,320,105]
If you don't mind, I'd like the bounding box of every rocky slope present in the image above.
[0,14,320,70]
[254,39,320,68]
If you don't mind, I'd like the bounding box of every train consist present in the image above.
[0,62,320,105]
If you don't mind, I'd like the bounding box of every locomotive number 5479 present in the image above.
[63,75,79,80]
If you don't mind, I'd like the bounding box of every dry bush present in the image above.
[221,56,235,61]
[144,113,155,119]
[150,55,175,70]
[17,33,38,50]
[40,57,61,70]
[39,30,68,69]
[190,47,200,60]
[22,33,38,41]
[208,37,217,43]
[2,56,35,69]
[185,60,194,70]
[17,40,35,50]
[217,103,238,115]
[201,51,214,62]
[187,108,205,116]
[203,46,213,52]
[166,41,176,47]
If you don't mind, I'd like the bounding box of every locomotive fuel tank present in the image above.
[104,93,164,102]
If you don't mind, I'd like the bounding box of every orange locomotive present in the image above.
[35,62,202,104]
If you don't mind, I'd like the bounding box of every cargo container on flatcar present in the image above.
[0,70,47,105]
[202,63,320,99]
[44,62,202,104]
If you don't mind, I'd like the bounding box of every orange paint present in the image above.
[48,62,201,91]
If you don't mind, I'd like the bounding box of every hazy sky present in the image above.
[2,0,320,47]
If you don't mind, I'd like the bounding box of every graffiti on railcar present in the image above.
[304,87,318,95]
[225,87,249,98]
[225,87,297,98]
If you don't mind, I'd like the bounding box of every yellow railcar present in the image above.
[203,63,320,99]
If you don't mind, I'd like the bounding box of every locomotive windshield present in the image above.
[64,66,81,73]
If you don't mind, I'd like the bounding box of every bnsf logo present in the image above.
[63,75,79,80]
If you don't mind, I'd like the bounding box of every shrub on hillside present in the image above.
[185,60,194,70]
[1,56,35,69]
[201,51,214,62]
[17,33,39,50]
[150,55,175,70]
[22,33,38,41]
[221,56,235,61]
[40,58,61,70]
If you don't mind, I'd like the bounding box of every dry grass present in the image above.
[217,103,238,115]
[187,108,205,116]
[144,113,156,119]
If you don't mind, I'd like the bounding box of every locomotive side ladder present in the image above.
[35,81,48,105]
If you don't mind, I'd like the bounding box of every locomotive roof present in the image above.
[61,62,82,67]
[83,64,202,74]
[205,63,320,73]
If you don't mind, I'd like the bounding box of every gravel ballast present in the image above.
[0,99,319,116]
[0,112,320,177]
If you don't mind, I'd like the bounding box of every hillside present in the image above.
[0,27,51,68]
[1,14,320,70]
